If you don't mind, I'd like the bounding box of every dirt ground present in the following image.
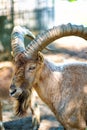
[1,36,87,130]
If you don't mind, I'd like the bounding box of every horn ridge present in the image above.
[26,23,87,58]
[11,32,26,57]
[11,26,35,57]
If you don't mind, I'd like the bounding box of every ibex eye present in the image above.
[29,66,36,71]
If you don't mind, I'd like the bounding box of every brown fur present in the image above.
[0,64,13,100]
[0,62,14,130]
[10,52,87,130]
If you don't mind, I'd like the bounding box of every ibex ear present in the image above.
[11,51,14,57]
[38,51,44,63]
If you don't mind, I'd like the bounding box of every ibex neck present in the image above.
[34,59,62,115]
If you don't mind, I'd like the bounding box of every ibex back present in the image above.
[10,23,87,130]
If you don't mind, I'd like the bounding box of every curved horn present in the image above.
[25,23,87,59]
[11,26,35,57]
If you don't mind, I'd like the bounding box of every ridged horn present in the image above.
[11,26,35,57]
[25,23,87,59]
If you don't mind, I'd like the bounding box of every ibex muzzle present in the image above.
[10,84,22,98]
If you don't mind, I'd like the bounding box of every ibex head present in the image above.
[10,23,87,115]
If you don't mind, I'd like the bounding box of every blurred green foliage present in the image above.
[68,0,77,2]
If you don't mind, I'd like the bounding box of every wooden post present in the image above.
[0,101,2,122]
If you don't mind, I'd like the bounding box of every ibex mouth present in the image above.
[10,89,17,96]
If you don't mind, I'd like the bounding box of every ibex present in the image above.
[10,23,87,130]
[0,62,13,130]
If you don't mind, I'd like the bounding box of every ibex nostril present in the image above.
[10,84,16,89]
